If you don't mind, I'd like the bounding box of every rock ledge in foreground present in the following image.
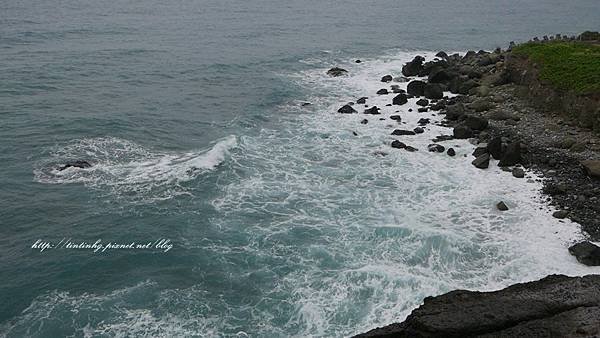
[354,274,600,338]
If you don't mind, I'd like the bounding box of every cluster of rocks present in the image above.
[328,37,600,262]
[355,274,600,337]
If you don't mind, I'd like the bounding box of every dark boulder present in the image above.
[487,137,504,160]
[354,275,600,338]
[364,106,380,115]
[424,83,443,99]
[472,146,488,157]
[413,127,424,134]
[327,67,347,77]
[428,144,445,153]
[356,97,368,104]
[581,160,600,179]
[512,167,525,178]
[498,142,521,166]
[392,93,408,105]
[390,115,402,121]
[417,118,430,126]
[417,107,428,113]
[391,140,406,149]
[338,104,357,114]
[445,103,466,121]
[381,75,393,82]
[401,55,425,77]
[360,119,368,124]
[465,115,489,131]
[405,146,418,152]
[497,201,509,211]
[407,80,426,96]
[416,99,429,107]
[472,153,490,169]
[552,210,569,219]
[453,125,473,139]
[59,160,91,171]
[428,68,454,84]
[447,148,456,156]
[391,129,416,136]
[376,88,389,95]
[435,51,448,59]
[569,242,600,266]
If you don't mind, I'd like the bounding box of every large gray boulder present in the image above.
[354,275,600,338]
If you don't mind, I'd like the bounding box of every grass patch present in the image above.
[512,41,600,95]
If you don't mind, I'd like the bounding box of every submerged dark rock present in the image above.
[59,160,91,171]
[356,97,368,104]
[391,140,406,149]
[326,67,347,77]
[364,106,380,115]
[355,275,600,338]
[391,129,416,136]
[376,88,389,95]
[427,144,445,153]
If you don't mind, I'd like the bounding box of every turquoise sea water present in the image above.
[1,1,600,336]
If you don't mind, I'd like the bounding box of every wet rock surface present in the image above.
[355,275,600,338]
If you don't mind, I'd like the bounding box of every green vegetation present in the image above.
[512,41,600,95]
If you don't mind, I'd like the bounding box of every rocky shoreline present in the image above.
[354,274,600,337]
[329,33,600,337]
[330,32,600,261]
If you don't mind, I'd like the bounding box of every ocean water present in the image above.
[1,0,600,337]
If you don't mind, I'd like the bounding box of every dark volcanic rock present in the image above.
[552,210,569,219]
[487,137,504,160]
[338,104,357,114]
[435,51,448,59]
[391,129,416,136]
[453,125,473,139]
[364,106,380,115]
[59,160,91,171]
[376,88,389,95]
[417,118,430,126]
[496,201,509,211]
[356,97,368,104]
[428,144,445,153]
[424,83,444,99]
[360,119,368,124]
[405,146,418,152]
[381,75,393,82]
[569,242,600,266]
[417,107,428,113]
[407,80,426,96]
[402,56,425,77]
[512,167,525,178]
[392,93,408,105]
[416,99,429,107]
[354,275,600,338]
[326,67,347,77]
[445,103,466,121]
[391,140,406,149]
[390,115,402,121]
[472,146,488,157]
[581,160,600,179]
[447,148,456,156]
[472,153,490,169]
[465,115,488,131]
[498,142,521,166]
[413,127,424,134]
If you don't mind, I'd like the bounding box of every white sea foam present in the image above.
[33,135,237,202]
[13,52,600,338]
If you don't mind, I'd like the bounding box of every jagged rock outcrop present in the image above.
[355,275,600,338]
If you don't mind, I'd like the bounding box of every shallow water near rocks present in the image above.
[2,0,600,337]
